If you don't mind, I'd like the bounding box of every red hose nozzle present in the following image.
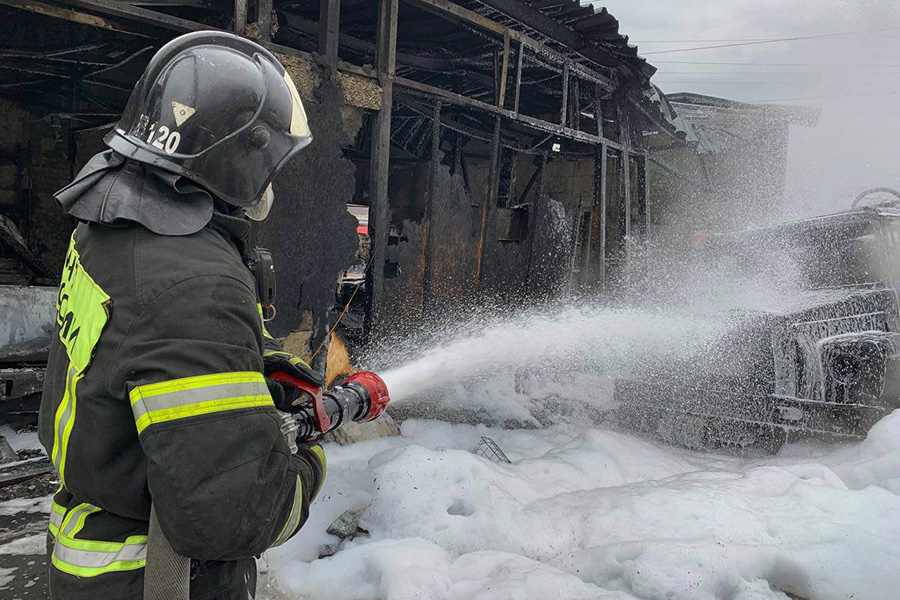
[344,371,391,422]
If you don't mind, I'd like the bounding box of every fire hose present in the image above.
[270,370,392,448]
[144,370,391,600]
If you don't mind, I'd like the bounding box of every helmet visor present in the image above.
[246,184,274,221]
[283,72,311,138]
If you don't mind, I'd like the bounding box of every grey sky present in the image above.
[597,0,900,218]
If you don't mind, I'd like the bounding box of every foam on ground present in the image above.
[267,414,900,600]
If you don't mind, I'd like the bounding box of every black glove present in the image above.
[266,377,304,413]
[263,349,325,388]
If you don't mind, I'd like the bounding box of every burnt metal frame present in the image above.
[1,0,661,322]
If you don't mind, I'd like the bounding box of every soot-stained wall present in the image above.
[254,77,361,342]
[0,98,74,276]
[379,147,578,333]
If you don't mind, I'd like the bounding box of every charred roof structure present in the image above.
[1,0,733,348]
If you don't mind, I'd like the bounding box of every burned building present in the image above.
[647,92,821,250]
[0,0,703,357]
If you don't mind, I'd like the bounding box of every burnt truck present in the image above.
[614,192,900,452]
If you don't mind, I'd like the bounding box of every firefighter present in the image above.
[37,31,350,599]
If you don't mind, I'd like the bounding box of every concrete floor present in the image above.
[0,508,50,600]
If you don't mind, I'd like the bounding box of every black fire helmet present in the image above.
[105,30,312,211]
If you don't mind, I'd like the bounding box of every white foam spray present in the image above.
[374,303,742,425]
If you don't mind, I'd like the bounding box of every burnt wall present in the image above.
[254,78,361,343]
[379,146,583,333]
[0,98,73,279]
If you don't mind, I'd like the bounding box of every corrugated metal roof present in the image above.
[467,0,656,80]
[527,1,655,77]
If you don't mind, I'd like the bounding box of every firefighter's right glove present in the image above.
[295,443,326,502]
[263,350,325,411]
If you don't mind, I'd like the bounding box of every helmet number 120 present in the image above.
[146,123,181,155]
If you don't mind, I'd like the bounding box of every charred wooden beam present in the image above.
[422,100,441,311]
[618,103,631,246]
[523,151,548,294]
[394,75,624,151]
[280,11,452,72]
[474,115,502,293]
[640,151,650,239]
[317,0,340,66]
[258,0,273,41]
[559,62,568,126]
[66,0,207,31]
[498,33,509,108]
[0,0,154,36]
[365,0,398,335]
[513,39,523,113]
[234,0,247,34]
[586,85,606,289]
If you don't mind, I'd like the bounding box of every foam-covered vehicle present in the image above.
[615,189,900,451]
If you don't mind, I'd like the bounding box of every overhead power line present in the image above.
[642,27,900,55]
[635,38,769,43]
[653,60,900,67]
[654,80,807,85]
[657,71,884,75]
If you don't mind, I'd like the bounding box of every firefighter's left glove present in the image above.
[295,443,326,502]
[263,350,325,412]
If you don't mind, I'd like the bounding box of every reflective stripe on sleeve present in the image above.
[270,475,304,547]
[129,372,272,434]
[309,445,326,499]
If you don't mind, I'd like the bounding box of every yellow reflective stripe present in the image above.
[67,504,100,538]
[51,502,146,577]
[130,372,272,434]
[48,501,67,538]
[51,364,78,485]
[310,445,326,499]
[271,475,304,547]
[52,535,146,577]
[257,303,274,340]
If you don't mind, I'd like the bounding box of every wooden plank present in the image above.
[393,75,624,151]
[422,101,441,310]
[365,0,398,335]
[258,0,273,41]
[559,62,569,127]
[0,458,53,489]
[234,0,246,34]
[513,39,523,113]
[619,104,631,243]
[318,0,341,66]
[0,0,156,36]
[474,116,502,293]
[523,151,548,294]
[498,33,509,108]
[641,151,650,239]
[589,142,607,288]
